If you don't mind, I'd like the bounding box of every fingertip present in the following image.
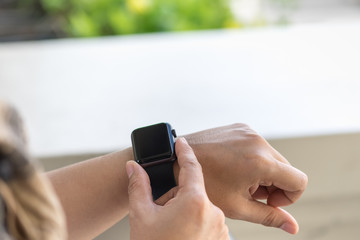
[175,137,189,151]
[175,137,197,166]
[278,208,299,234]
[126,160,136,178]
[280,222,299,234]
[177,137,187,143]
[127,160,149,185]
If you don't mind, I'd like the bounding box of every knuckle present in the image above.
[231,122,250,129]
[246,132,265,145]
[230,123,259,137]
[261,210,278,227]
[188,192,208,219]
[243,153,268,172]
[191,192,208,208]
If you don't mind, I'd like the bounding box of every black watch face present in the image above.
[131,123,174,164]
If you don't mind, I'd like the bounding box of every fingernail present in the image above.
[280,222,297,234]
[126,161,135,178]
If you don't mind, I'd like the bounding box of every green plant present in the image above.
[35,0,239,37]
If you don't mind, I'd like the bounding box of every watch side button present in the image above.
[171,129,177,138]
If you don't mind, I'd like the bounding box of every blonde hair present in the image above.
[0,102,66,240]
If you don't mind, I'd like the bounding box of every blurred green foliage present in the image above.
[25,0,239,37]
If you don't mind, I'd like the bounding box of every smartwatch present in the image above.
[131,123,177,200]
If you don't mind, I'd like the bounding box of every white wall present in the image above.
[1,21,360,157]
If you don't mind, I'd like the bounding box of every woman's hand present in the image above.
[181,123,308,234]
[127,138,229,240]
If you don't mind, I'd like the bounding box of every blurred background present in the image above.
[2,0,360,41]
[1,0,360,239]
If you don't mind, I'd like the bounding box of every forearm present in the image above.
[45,123,307,238]
[47,147,133,240]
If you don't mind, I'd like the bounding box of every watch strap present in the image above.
[145,161,176,200]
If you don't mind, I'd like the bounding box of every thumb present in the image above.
[243,200,299,234]
[127,161,154,213]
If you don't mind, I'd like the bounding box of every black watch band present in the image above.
[131,122,177,201]
[145,161,176,200]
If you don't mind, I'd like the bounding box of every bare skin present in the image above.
[47,123,308,239]
[128,138,229,240]
[173,124,307,233]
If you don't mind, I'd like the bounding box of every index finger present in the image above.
[175,137,205,192]
[265,160,308,206]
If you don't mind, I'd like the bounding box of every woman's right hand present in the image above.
[126,137,229,240]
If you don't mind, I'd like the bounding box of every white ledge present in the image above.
[1,21,360,157]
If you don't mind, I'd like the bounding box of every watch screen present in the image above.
[132,123,172,163]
